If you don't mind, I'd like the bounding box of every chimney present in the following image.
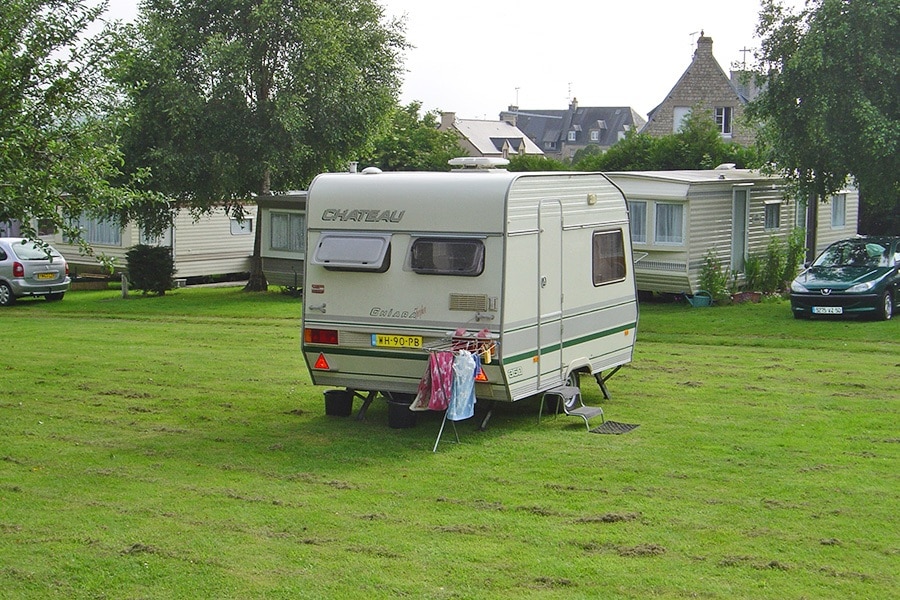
[440,111,456,130]
[500,106,518,127]
[695,31,713,58]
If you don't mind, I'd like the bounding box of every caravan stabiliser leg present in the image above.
[594,365,623,400]
[478,400,496,431]
[353,390,378,420]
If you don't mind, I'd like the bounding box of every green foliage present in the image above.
[359,102,461,171]
[506,154,569,171]
[782,226,807,284]
[760,236,788,293]
[111,0,407,201]
[125,244,175,295]
[743,254,762,291]
[750,0,899,235]
[574,110,762,172]
[0,0,166,248]
[698,249,731,301]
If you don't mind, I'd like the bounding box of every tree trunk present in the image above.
[243,169,271,292]
[804,193,819,264]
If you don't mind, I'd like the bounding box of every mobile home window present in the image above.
[230,218,252,235]
[764,202,781,230]
[592,230,627,286]
[627,201,647,243]
[410,238,484,276]
[270,212,305,253]
[70,215,121,246]
[655,203,684,245]
[311,232,391,272]
[831,194,847,228]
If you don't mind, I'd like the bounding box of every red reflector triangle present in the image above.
[474,367,488,382]
[314,353,330,370]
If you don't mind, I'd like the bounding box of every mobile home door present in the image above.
[537,200,564,388]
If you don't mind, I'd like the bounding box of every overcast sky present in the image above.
[100,0,804,120]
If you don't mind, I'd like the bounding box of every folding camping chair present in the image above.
[538,385,604,431]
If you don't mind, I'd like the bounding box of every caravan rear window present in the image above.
[410,238,484,276]
[311,232,391,272]
[592,230,627,286]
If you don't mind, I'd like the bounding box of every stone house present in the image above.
[641,33,758,146]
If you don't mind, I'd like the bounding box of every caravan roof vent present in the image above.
[361,166,383,175]
[448,157,509,171]
[714,163,737,170]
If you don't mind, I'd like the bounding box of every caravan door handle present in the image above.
[540,276,548,288]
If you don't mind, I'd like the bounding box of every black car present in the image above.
[790,236,900,320]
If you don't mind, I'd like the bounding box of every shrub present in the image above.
[126,244,175,295]
[698,250,731,302]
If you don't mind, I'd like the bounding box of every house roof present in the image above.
[452,118,543,155]
[512,106,647,147]
[645,35,747,122]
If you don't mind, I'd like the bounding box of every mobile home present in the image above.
[301,166,638,412]
[46,205,258,279]
[605,169,859,294]
[257,191,307,288]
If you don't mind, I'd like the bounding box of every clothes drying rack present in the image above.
[420,331,498,451]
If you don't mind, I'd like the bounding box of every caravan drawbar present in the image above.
[301,165,638,417]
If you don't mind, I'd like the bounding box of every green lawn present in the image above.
[1,287,897,599]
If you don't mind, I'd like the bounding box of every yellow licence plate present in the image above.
[371,334,423,348]
[36,273,55,280]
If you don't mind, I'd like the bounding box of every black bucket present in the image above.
[324,389,353,417]
[387,401,417,429]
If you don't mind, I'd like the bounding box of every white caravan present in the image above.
[301,163,638,417]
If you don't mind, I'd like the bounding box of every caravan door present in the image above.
[537,199,564,388]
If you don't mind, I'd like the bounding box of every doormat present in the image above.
[590,421,640,434]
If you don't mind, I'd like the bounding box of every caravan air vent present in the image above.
[449,293,490,312]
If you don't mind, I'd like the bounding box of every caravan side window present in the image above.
[592,230,627,286]
[410,238,484,276]
[311,232,391,272]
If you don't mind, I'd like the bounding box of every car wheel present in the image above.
[46,292,65,301]
[876,290,893,321]
[0,281,14,306]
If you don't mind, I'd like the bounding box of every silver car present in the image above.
[0,237,71,306]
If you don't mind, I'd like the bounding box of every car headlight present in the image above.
[846,281,876,293]
[790,280,809,293]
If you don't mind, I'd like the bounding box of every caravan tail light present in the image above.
[304,328,339,345]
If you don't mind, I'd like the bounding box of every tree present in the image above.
[573,110,760,172]
[506,154,569,172]
[749,0,899,250]
[110,0,407,290]
[0,0,162,255]
[359,102,461,171]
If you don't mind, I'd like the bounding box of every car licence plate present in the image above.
[36,272,55,280]
[371,334,423,348]
[812,306,843,315]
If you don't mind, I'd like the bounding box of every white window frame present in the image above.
[269,211,305,254]
[627,201,647,244]
[230,217,253,235]
[567,130,577,142]
[654,202,685,245]
[71,215,122,246]
[673,106,690,133]
[590,130,599,142]
[715,106,733,136]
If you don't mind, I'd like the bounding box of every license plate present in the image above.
[372,334,423,348]
[812,306,843,315]
[36,272,55,280]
